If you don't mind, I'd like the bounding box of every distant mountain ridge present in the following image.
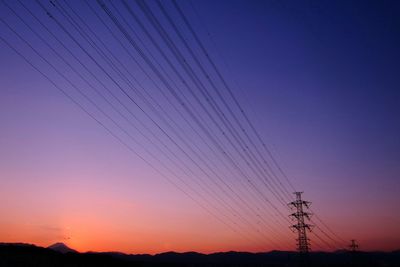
[47,242,77,254]
[0,242,399,267]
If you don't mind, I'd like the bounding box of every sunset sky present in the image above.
[0,0,399,254]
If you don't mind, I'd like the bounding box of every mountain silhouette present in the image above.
[47,242,77,254]
[0,242,399,267]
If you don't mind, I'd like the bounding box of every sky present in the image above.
[0,0,399,254]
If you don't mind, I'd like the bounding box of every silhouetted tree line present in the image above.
[0,243,399,267]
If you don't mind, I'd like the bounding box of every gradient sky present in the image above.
[0,0,399,254]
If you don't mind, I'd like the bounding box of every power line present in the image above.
[1,0,348,252]
[171,0,297,195]
[100,0,291,230]
[122,0,291,222]
[47,0,294,247]
[160,0,292,201]
[0,12,274,250]
[9,0,294,249]
[53,0,290,243]
[173,0,347,250]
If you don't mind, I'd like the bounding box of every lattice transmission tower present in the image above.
[349,239,359,252]
[289,192,313,253]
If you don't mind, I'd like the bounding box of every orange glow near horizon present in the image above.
[1,169,399,254]
[0,205,293,254]
[0,146,399,254]
[0,171,293,254]
[1,0,400,255]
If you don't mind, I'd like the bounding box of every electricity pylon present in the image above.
[289,192,313,253]
[349,239,359,252]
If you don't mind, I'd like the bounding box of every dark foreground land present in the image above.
[0,243,399,267]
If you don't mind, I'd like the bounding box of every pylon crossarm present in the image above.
[305,224,314,231]
[303,212,313,219]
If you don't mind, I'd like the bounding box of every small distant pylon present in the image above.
[349,239,359,252]
[289,192,313,253]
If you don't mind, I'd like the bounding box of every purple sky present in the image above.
[0,0,399,252]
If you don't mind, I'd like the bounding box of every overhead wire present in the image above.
[116,1,292,228]
[0,4,276,249]
[47,0,290,248]
[84,0,294,239]
[43,0,294,248]
[53,0,291,244]
[172,0,297,195]
[135,0,291,209]
[98,0,291,232]
[172,0,347,251]
[159,0,293,202]
[1,0,347,252]
[0,26,262,248]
